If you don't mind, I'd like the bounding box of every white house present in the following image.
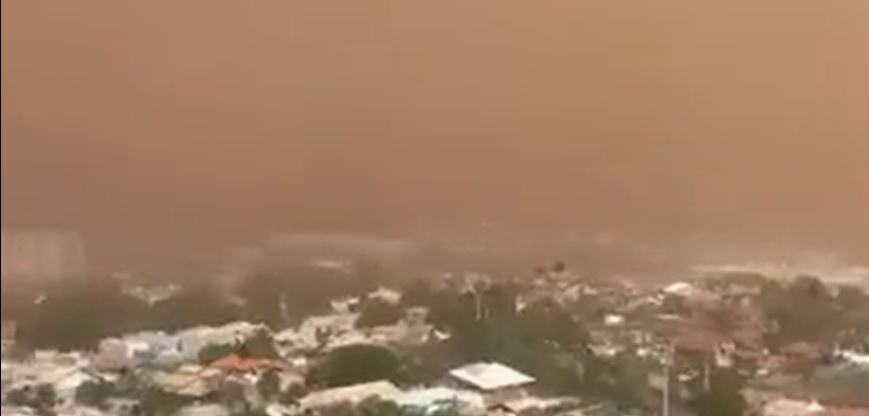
[447,362,535,406]
[299,380,402,410]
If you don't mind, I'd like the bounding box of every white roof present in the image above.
[300,380,402,409]
[762,398,826,416]
[663,281,695,295]
[2,407,36,416]
[604,315,625,326]
[841,350,869,366]
[369,287,402,304]
[175,404,230,416]
[449,362,535,391]
[398,387,485,410]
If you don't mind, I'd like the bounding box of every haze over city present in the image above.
[3,1,868,274]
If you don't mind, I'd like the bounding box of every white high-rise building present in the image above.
[0,229,87,282]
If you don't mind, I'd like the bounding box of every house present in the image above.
[369,287,402,305]
[151,365,222,399]
[92,338,150,371]
[492,397,584,416]
[762,398,826,416]
[447,362,535,406]
[276,314,359,352]
[113,321,272,367]
[175,404,230,416]
[398,387,485,414]
[839,350,869,367]
[299,380,402,410]
[1,406,36,416]
[208,354,285,374]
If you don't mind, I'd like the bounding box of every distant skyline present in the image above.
[3,1,868,272]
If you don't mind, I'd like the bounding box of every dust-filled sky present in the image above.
[2,1,868,270]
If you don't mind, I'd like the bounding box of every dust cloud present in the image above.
[2,1,868,273]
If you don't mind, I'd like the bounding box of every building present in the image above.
[1,230,86,282]
[299,380,402,410]
[447,362,536,406]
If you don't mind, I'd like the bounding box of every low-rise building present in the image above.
[447,362,535,406]
[398,387,485,414]
[299,380,402,410]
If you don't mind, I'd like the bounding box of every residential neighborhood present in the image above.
[1,261,867,416]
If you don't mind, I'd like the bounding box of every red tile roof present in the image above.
[208,354,283,373]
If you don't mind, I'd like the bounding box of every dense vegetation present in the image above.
[6,264,381,352]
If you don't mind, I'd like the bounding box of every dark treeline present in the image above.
[2,263,384,352]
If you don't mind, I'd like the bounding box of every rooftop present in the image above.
[449,362,535,391]
[300,380,402,409]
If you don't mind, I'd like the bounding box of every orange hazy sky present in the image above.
[2,1,868,268]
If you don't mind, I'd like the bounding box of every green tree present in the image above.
[356,298,403,329]
[583,353,656,410]
[257,370,282,402]
[688,369,748,416]
[518,299,589,350]
[198,329,278,365]
[240,273,286,328]
[310,345,402,387]
[198,343,237,365]
[138,387,186,416]
[34,384,57,411]
[146,282,239,332]
[75,379,115,408]
[23,278,147,351]
[760,276,843,346]
[6,384,57,410]
[357,398,402,416]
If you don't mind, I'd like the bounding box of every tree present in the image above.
[198,329,279,365]
[518,299,589,350]
[240,273,286,328]
[138,387,186,416]
[580,353,656,410]
[356,298,403,329]
[5,384,56,410]
[356,398,402,416]
[688,370,748,416]
[760,276,843,346]
[198,343,237,366]
[239,264,386,329]
[33,384,57,410]
[310,345,402,387]
[257,370,282,402]
[75,379,115,408]
[239,329,280,359]
[483,282,519,321]
[147,283,240,332]
[23,278,147,351]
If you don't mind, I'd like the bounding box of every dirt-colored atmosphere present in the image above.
[3,1,868,273]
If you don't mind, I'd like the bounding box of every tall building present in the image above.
[0,229,87,282]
